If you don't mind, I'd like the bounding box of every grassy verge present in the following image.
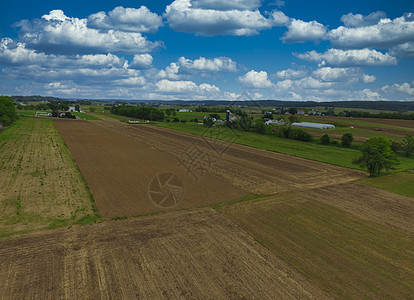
[72,112,101,120]
[357,171,414,198]
[92,111,128,121]
[155,122,414,171]
[0,117,101,239]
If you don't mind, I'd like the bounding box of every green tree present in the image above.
[288,115,300,123]
[75,104,80,112]
[89,107,96,113]
[0,96,18,126]
[320,134,331,145]
[353,137,399,177]
[253,119,267,134]
[401,134,414,157]
[341,133,354,147]
[203,116,214,127]
[288,107,297,115]
[165,109,172,117]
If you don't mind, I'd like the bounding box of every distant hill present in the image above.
[10,95,414,111]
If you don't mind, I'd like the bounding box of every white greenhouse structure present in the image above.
[291,122,335,129]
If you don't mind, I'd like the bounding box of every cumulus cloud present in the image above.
[275,68,308,79]
[129,54,153,69]
[155,79,219,93]
[87,6,163,33]
[328,13,414,48]
[178,56,237,73]
[295,48,397,67]
[281,19,327,43]
[151,56,238,80]
[15,10,160,54]
[269,10,290,26]
[389,42,414,57]
[164,0,274,36]
[312,67,376,83]
[191,0,262,11]
[383,82,414,96]
[238,70,273,88]
[340,11,387,28]
[0,38,47,66]
[0,38,127,68]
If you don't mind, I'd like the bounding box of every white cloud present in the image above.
[16,10,160,54]
[0,38,46,66]
[191,0,262,11]
[178,56,237,73]
[295,48,397,67]
[130,54,153,69]
[0,38,127,68]
[340,11,387,28]
[312,67,375,83]
[270,10,290,26]
[281,19,327,43]
[389,42,414,57]
[238,70,273,88]
[296,77,334,89]
[328,13,414,48]
[87,6,163,33]
[359,89,381,101]
[362,74,376,84]
[383,82,414,96]
[275,68,308,79]
[115,76,147,86]
[155,79,220,95]
[150,62,181,80]
[165,0,274,36]
[42,10,69,22]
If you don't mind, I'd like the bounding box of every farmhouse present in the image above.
[291,122,335,129]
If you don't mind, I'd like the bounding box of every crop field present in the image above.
[0,208,328,299]
[1,115,413,298]
[220,187,414,298]
[53,118,363,218]
[156,121,414,171]
[0,117,98,238]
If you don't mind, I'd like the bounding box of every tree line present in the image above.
[110,105,164,121]
[0,96,18,127]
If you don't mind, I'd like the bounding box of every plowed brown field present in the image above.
[54,119,364,218]
[221,184,414,298]
[0,208,327,299]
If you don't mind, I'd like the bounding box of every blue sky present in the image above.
[0,0,413,101]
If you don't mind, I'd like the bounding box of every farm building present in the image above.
[291,122,335,129]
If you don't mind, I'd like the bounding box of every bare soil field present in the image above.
[0,208,327,299]
[299,182,414,235]
[54,119,364,218]
[0,117,97,238]
[220,189,414,299]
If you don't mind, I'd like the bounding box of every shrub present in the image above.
[341,133,354,147]
[401,134,414,157]
[320,134,331,145]
[173,117,179,122]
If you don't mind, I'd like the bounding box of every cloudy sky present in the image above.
[0,0,413,101]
